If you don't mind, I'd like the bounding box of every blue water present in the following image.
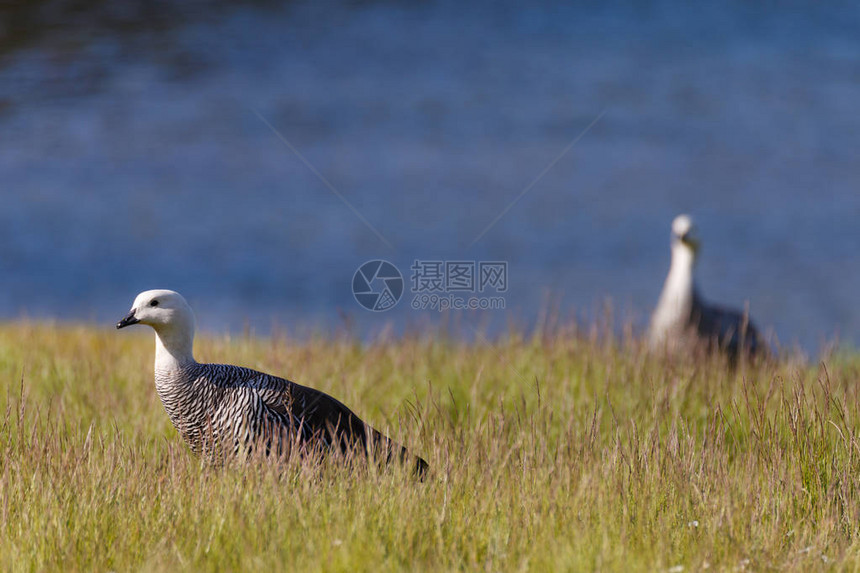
[1,1,859,353]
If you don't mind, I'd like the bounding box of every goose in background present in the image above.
[648,214,764,361]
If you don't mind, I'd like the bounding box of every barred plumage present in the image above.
[118,289,428,474]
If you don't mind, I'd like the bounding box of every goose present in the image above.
[117,289,428,474]
[648,215,763,360]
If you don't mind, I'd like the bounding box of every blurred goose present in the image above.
[117,289,427,474]
[648,215,763,360]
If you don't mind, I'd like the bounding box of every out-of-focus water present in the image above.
[1,1,859,353]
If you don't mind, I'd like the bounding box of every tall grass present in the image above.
[1,322,859,571]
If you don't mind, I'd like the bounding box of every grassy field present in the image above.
[1,321,860,571]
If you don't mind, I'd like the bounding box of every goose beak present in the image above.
[676,231,700,253]
[681,234,700,253]
[116,310,140,329]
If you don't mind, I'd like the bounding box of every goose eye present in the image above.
[150,300,159,307]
